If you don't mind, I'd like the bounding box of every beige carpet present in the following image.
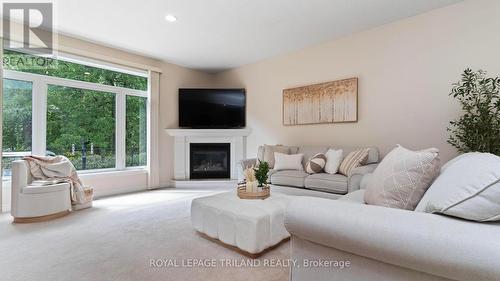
[0,186,290,281]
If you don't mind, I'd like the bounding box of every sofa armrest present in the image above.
[12,160,31,193]
[285,197,500,281]
[240,158,257,169]
[347,163,377,192]
[236,158,257,182]
[359,173,373,190]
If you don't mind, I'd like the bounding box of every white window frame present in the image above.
[3,62,149,175]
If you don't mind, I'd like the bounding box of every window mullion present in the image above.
[116,91,126,170]
[32,79,47,156]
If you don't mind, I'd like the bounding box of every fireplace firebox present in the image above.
[189,143,230,179]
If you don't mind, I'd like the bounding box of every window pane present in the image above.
[2,79,33,177]
[126,96,147,167]
[47,85,116,170]
[2,155,28,178]
[4,49,147,91]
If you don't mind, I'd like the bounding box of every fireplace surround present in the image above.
[166,128,251,180]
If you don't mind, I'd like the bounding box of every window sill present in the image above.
[77,168,148,178]
[2,167,148,182]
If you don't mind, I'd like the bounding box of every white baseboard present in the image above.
[93,185,149,199]
[170,179,237,189]
[2,203,11,213]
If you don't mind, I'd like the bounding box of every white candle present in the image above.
[246,181,253,193]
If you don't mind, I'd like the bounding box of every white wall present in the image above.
[214,0,500,163]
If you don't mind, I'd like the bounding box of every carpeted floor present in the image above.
[0,186,290,281]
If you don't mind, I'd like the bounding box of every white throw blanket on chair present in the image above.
[23,155,86,204]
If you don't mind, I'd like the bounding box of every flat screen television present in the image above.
[179,88,246,128]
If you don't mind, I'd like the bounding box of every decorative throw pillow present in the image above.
[305,153,327,174]
[364,145,440,210]
[257,145,290,168]
[273,153,304,171]
[338,148,370,176]
[324,149,343,174]
[415,152,500,221]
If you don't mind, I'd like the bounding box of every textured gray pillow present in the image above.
[416,152,500,221]
[257,145,290,168]
[364,145,440,210]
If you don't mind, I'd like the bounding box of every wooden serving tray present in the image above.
[237,184,270,200]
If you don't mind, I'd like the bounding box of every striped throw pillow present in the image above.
[305,153,327,174]
[339,148,370,176]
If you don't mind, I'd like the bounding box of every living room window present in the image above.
[2,50,149,177]
[47,85,116,170]
[2,78,33,177]
[126,95,147,167]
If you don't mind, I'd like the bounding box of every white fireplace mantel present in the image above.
[165,128,251,180]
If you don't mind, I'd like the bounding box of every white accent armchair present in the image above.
[11,160,71,223]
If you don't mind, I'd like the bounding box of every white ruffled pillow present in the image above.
[273,153,303,171]
[324,149,343,174]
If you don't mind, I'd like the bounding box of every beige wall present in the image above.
[57,34,162,71]
[213,0,500,163]
[158,63,214,187]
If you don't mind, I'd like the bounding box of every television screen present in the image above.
[179,88,246,128]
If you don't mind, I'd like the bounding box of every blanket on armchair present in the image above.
[23,155,86,204]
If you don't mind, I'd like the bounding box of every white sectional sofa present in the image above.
[284,187,500,281]
[237,145,379,199]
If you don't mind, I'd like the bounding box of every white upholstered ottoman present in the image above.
[191,191,290,255]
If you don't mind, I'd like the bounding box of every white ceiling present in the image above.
[54,0,461,72]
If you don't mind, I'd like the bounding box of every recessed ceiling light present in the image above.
[165,14,177,22]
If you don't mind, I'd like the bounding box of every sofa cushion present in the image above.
[305,153,327,174]
[338,148,370,176]
[23,182,70,194]
[332,146,380,164]
[288,146,300,154]
[267,169,278,178]
[360,173,373,190]
[338,189,366,204]
[304,173,348,194]
[260,145,291,168]
[270,170,309,187]
[364,145,440,210]
[274,153,304,171]
[297,146,330,168]
[324,149,343,174]
[416,152,500,222]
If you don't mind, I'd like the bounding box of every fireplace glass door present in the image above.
[189,143,230,179]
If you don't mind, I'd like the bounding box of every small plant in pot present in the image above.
[254,161,270,188]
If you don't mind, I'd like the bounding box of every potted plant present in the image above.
[448,69,500,155]
[254,161,270,188]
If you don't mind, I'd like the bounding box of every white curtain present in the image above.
[0,39,3,212]
[147,71,160,189]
